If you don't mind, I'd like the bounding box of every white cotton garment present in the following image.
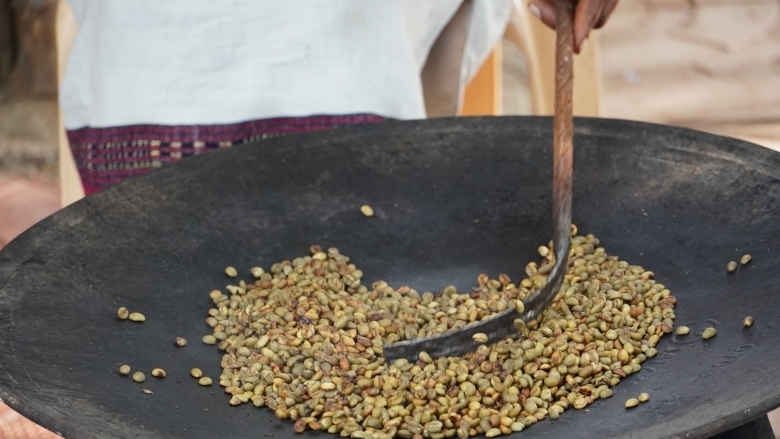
[60,0,513,130]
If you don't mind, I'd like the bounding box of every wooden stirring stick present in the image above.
[382,0,576,362]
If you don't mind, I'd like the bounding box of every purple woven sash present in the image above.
[67,114,386,195]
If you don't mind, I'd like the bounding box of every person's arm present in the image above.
[528,0,619,53]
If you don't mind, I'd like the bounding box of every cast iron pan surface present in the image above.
[1,117,779,439]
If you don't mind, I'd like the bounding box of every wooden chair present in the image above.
[462,0,602,117]
[56,0,603,207]
[55,0,82,207]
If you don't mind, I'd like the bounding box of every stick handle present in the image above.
[552,0,574,271]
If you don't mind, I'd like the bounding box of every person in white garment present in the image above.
[59,0,618,195]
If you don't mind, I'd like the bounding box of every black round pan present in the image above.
[1,117,779,439]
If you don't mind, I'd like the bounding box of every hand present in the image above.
[528,0,619,53]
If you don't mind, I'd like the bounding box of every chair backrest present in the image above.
[55,0,83,207]
[462,0,602,117]
[460,44,504,116]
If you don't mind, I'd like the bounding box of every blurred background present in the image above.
[0,0,779,437]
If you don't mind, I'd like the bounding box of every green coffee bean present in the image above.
[199,227,676,436]
[128,312,145,322]
[702,327,717,339]
[472,333,488,343]
[485,428,501,438]
[646,348,658,358]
